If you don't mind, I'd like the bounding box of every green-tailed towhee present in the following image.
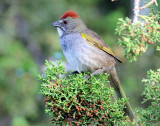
[52,10,134,121]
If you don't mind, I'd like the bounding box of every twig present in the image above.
[139,0,158,10]
[137,15,148,22]
[133,0,141,23]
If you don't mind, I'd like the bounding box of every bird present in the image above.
[52,10,134,121]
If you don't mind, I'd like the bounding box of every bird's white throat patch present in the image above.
[57,27,63,37]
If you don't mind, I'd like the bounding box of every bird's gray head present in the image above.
[52,10,86,37]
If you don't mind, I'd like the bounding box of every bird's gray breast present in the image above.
[60,33,85,72]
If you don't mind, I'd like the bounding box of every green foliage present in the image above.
[38,60,133,126]
[137,69,160,125]
[142,69,160,103]
[115,10,160,62]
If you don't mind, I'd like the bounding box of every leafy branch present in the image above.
[38,60,134,126]
[137,69,160,125]
[115,9,160,62]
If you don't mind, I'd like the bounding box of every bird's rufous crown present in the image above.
[60,10,80,19]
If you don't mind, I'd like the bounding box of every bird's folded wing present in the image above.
[81,33,122,63]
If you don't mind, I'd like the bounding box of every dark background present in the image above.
[0,0,159,125]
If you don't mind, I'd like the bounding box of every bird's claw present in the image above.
[84,75,91,84]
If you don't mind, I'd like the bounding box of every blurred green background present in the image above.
[0,0,159,126]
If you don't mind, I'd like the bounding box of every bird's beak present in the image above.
[51,20,60,27]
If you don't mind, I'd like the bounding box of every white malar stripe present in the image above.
[57,27,63,37]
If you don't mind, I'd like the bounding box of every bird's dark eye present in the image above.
[63,20,68,24]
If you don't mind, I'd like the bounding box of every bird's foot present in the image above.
[84,75,91,84]
[84,75,91,80]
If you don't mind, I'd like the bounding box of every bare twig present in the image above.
[133,0,159,23]
[139,0,158,10]
[133,0,141,23]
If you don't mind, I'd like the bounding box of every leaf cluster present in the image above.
[38,61,132,126]
[137,69,160,125]
[115,10,160,62]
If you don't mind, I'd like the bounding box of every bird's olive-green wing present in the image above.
[81,32,122,63]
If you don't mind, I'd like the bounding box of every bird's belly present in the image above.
[64,49,102,72]
[60,33,115,73]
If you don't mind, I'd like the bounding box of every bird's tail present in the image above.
[107,67,134,122]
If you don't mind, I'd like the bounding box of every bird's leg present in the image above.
[84,74,91,80]
[90,67,108,76]
[84,67,108,81]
